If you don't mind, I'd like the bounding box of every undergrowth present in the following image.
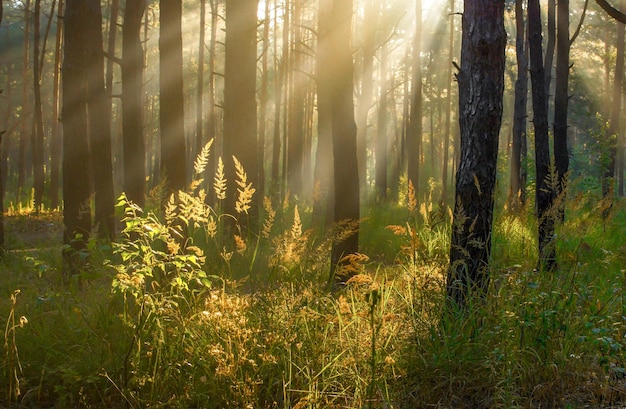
[0,143,625,408]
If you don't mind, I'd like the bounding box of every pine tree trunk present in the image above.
[509,0,528,212]
[447,0,506,310]
[375,36,388,201]
[440,0,455,207]
[32,0,45,212]
[553,0,570,220]
[528,0,557,270]
[62,0,92,273]
[18,0,30,202]
[407,0,422,204]
[196,0,206,165]
[49,0,63,209]
[121,0,146,208]
[86,0,115,238]
[329,0,359,283]
[160,0,187,193]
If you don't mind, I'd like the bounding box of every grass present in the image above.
[1,153,626,407]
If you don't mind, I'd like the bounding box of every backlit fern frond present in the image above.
[214,157,227,201]
[194,139,214,177]
[165,193,177,224]
[408,180,417,214]
[291,205,302,239]
[262,196,275,239]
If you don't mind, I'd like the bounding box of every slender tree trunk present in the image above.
[528,0,557,270]
[329,0,359,283]
[223,0,259,222]
[18,0,30,202]
[287,0,304,197]
[62,0,92,273]
[85,0,115,238]
[440,0,455,206]
[446,0,506,310]
[122,0,146,208]
[312,0,333,228]
[509,0,528,212]
[160,0,187,193]
[407,0,422,204]
[375,36,388,201]
[206,0,218,200]
[50,0,63,209]
[553,0,570,220]
[258,0,270,198]
[32,0,45,212]
[196,0,206,164]
[544,0,556,107]
[356,0,378,194]
[271,0,284,203]
[603,1,625,199]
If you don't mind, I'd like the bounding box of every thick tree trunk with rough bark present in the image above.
[528,0,557,270]
[121,0,146,208]
[447,0,505,310]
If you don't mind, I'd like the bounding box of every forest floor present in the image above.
[0,197,625,408]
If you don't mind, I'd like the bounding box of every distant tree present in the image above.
[440,0,457,206]
[160,0,187,193]
[375,36,389,201]
[287,0,305,197]
[223,0,259,222]
[32,0,44,212]
[62,0,92,273]
[49,0,64,210]
[509,0,529,212]
[528,0,557,270]
[312,0,334,228]
[406,0,422,203]
[447,0,506,309]
[121,0,146,208]
[328,0,359,283]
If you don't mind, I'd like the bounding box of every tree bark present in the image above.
[18,0,30,202]
[603,0,625,198]
[509,0,528,212]
[287,0,305,197]
[196,0,206,165]
[32,0,45,212]
[407,0,422,204]
[62,0,92,273]
[329,0,359,283]
[121,0,146,208]
[49,0,64,209]
[86,0,115,239]
[528,0,557,270]
[447,0,505,310]
[440,0,456,206]
[553,0,570,219]
[160,0,187,194]
[544,0,556,105]
[223,0,259,222]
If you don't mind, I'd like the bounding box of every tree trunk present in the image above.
[375,36,388,201]
[257,0,270,198]
[196,0,206,165]
[407,0,422,204]
[121,0,146,208]
[312,0,334,229]
[32,0,45,212]
[86,0,115,239]
[446,0,506,310]
[49,0,64,209]
[603,1,625,199]
[160,0,187,194]
[440,0,456,207]
[223,0,259,222]
[509,0,528,212]
[553,0,570,219]
[356,0,378,194]
[528,0,557,270]
[544,0,556,106]
[18,0,30,202]
[271,0,284,203]
[329,0,359,283]
[62,0,92,273]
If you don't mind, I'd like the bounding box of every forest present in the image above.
[0,0,625,407]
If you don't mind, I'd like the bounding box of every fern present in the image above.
[194,139,214,177]
[233,156,256,214]
[214,157,227,201]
